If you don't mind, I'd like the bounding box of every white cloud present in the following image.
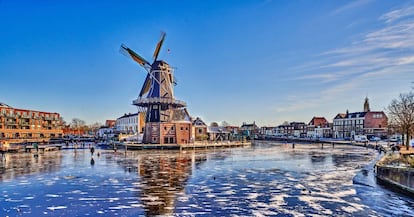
[397,55,414,65]
[298,4,414,83]
[330,0,373,16]
[280,4,414,116]
[379,5,414,23]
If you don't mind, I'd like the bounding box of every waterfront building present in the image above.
[276,124,293,136]
[192,117,208,141]
[240,122,259,137]
[307,117,332,138]
[290,122,307,137]
[260,126,275,136]
[105,120,116,128]
[0,102,63,144]
[115,113,145,135]
[225,125,240,135]
[62,125,86,136]
[97,126,115,139]
[207,126,230,141]
[333,98,388,139]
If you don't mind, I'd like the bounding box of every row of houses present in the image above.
[261,97,389,139]
[98,112,258,142]
[98,97,388,142]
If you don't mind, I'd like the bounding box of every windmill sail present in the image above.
[139,74,152,97]
[120,44,150,67]
[153,32,166,61]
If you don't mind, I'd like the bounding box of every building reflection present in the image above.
[331,153,370,167]
[308,152,327,164]
[0,152,63,182]
[116,151,207,216]
[139,152,207,216]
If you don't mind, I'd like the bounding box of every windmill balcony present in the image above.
[133,97,186,107]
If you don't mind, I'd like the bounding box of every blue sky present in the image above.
[0,0,413,126]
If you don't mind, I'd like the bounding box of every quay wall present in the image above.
[256,136,369,147]
[375,164,414,195]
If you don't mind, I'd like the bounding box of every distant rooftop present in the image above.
[0,102,11,108]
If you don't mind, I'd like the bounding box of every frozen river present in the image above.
[1,142,413,216]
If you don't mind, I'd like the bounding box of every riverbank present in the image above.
[375,153,414,196]
[120,140,252,150]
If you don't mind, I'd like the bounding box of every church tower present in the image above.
[363,97,370,112]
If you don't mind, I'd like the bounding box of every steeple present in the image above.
[363,97,370,112]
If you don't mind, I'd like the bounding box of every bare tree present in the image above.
[387,92,414,150]
[71,118,86,135]
[210,122,219,127]
[89,122,103,135]
[221,121,230,127]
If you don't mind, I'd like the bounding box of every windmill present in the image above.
[120,32,191,144]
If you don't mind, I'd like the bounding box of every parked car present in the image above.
[370,136,381,142]
[354,135,368,142]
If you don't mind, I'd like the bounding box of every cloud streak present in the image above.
[330,0,373,16]
[278,4,414,114]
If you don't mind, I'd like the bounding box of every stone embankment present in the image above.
[375,153,414,195]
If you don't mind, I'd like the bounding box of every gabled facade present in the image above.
[240,122,259,137]
[308,117,329,127]
[333,110,388,139]
[192,117,208,141]
[307,117,332,138]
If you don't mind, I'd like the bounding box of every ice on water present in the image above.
[0,143,413,216]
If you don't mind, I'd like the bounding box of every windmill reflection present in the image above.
[119,152,207,216]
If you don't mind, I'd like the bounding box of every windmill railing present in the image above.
[133,97,186,107]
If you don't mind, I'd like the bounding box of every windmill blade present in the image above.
[153,32,166,61]
[139,74,152,97]
[120,44,151,67]
[172,76,178,85]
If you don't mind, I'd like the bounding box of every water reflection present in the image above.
[0,144,413,216]
[0,152,63,182]
[309,152,327,163]
[115,151,207,216]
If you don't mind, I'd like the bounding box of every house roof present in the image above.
[118,112,138,119]
[290,122,305,125]
[334,112,367,119]
[207,126,230,134]
[192,117,207,126]
[241,122,257,128]
[309,117,329,126]
[0,102,11,108]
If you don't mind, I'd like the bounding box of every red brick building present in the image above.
[105,120,116,128]
[0,102,63,145]
[144,122,192,144]
[307,117,332,138]
[333,98,388,139]
[308,117,329,127]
